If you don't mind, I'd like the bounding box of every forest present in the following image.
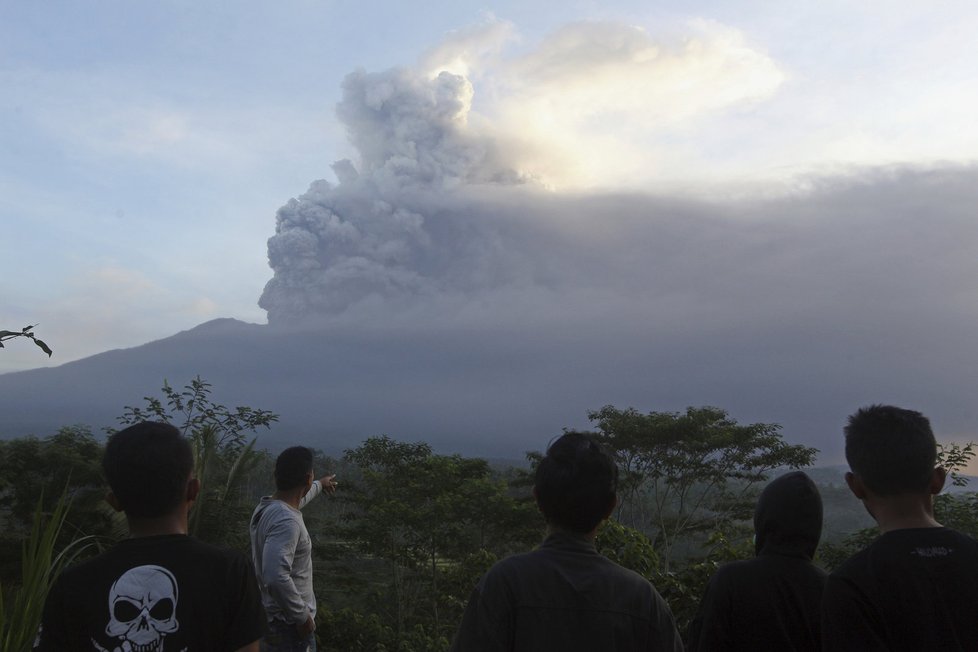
[1,377,976,651]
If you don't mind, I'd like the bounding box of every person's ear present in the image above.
[105,491,124,513]
[532,486,543,513]
[186,477,201,504]
[930,467,947,495]
[845,471,868,500]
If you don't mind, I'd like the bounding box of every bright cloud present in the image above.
[404,15,978,190]
[417,19,787,188]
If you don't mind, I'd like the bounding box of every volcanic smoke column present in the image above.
[258,66,529,324]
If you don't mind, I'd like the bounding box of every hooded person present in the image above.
[686,471,827,652]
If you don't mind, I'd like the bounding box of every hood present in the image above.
[753,470,823,559]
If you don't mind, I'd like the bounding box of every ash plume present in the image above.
[255,39,978,457]
[258,66,530,322]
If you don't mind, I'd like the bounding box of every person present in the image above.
[821,404,978,651]
[686,471,827,651]
[250,446,337,652]
[450,432,683,651]
[34,421,266,651]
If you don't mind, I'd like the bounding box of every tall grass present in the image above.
[0,491,96,652]
[189,425,261,546]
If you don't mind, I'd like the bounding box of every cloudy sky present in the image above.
[3,1,978,460]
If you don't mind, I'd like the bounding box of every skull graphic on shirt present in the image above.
[102,565,179,652]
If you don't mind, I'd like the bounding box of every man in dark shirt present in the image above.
[35,421,266,651]
[687,471,827,651]
[821,404,978,651]
[450,432,682,652]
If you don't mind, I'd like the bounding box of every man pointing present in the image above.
[250,446,337,652]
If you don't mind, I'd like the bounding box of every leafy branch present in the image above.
[0,324,52,357]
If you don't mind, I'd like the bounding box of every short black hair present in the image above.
[845,404,937,495]
[275,446,314,491]
[103,421,194,519]
[534,432,618,533]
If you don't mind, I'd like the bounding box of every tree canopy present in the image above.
[112,376,278,547]
[587,405,818,570]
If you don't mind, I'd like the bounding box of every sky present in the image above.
[3,1,978,461]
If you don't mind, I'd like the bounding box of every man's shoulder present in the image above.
[832,527,978,579]
[52,547,115,587]
[63,535,248,579]
[830,533,884,580]
[932,526,978,546]
[488,545,656,593]
[706,557,761,588]
[252,498,301,526]
[481,548,539,577]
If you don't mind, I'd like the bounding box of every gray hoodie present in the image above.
[250,480,323,624]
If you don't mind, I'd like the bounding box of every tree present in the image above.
[338,436,540,644]
[0,324,52,356]
[595,520,660,579]
[112,376,278,548]
[0,426,118,585]
[588,405,818,571]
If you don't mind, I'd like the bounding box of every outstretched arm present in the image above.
[318,474,338,493]
[298,474,337,509]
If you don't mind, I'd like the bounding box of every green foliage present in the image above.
[113,377,276,549]
[0,324,52,357]
[317,607,448,652]
[317,607,398,651]
[0,426,118,585]
[596,519,752,635]
[187,425,264,547]
[339,436,540,644]
[938,441,977,488]
[0,491,96,652]
[655,528,754,634]
[818,526,877,571]
[595,519,659,579]
[936,492,978,537]
[114,376,277,448]
[587,405,817,570]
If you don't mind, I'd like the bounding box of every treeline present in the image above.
[2,377,976,651]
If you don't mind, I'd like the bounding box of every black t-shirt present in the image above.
[35,534,267,652]
[821,527,978,651]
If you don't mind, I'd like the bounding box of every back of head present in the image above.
[275,446,314,491]
[754,471,823,559]
[535,432,618,534]
[103,421,194,519]
[845,404,937,495]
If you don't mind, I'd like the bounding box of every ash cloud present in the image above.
[258,66,532,320]
[258,54,978,458]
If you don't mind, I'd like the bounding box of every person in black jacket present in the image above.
[687,470,826,651]
[450,432,683,651]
